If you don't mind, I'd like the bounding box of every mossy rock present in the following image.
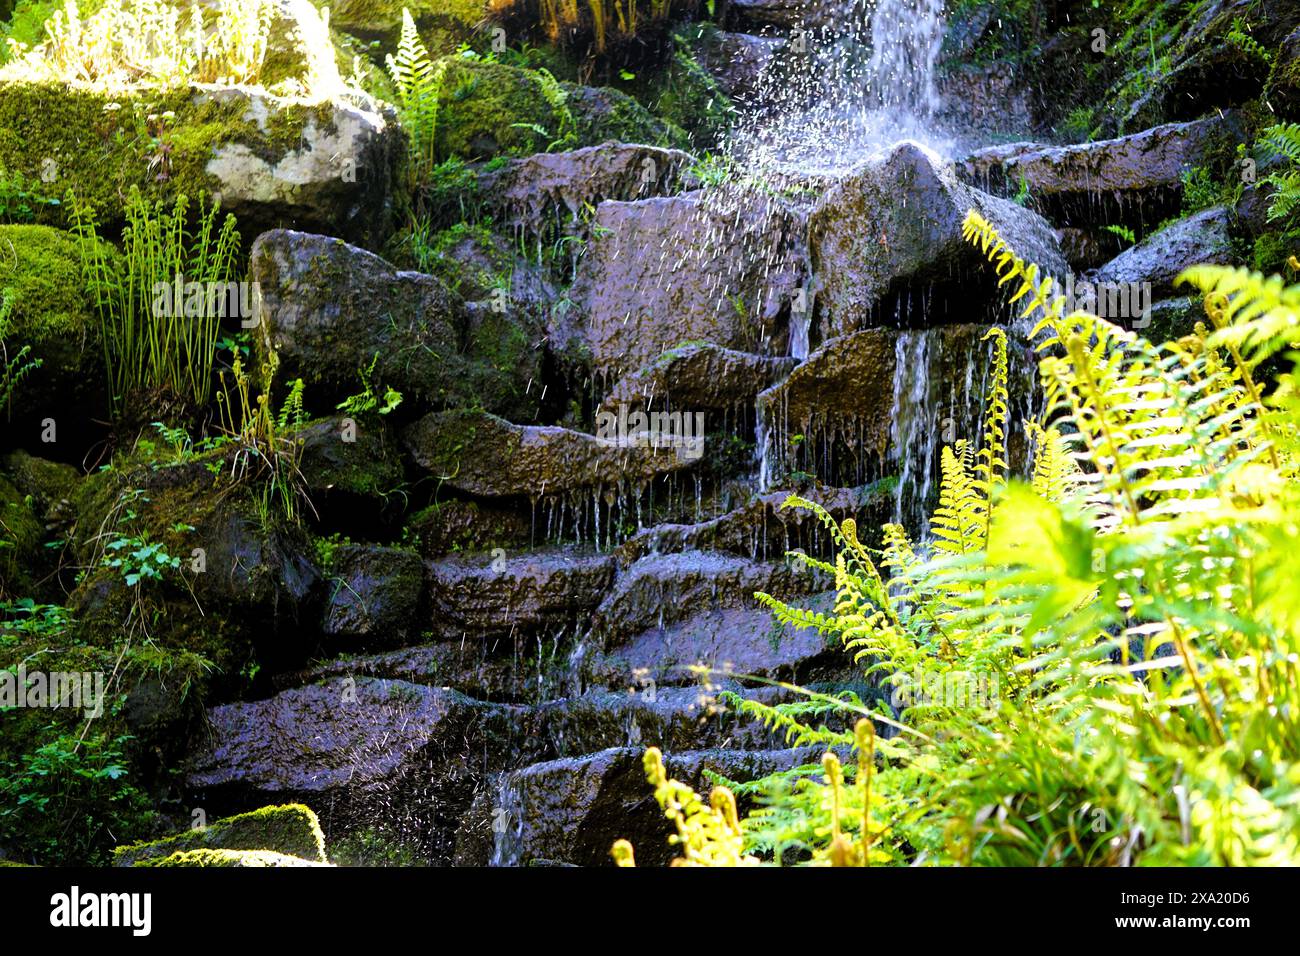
[0,223,113,431]
[114,804,328,866]
[563,83,688,150]
[136,848,331,867]
[433,56,568,160]
[637,26,734,149]
[0,473,40,597]
[330,0,485,36]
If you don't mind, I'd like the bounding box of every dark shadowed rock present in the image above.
[455,746,819,866]
[566,190,806,373]
[295,416,405,500]
[402,409,695,497]
[1092,206,1233,299]
[727,0,846,31]
[810,141,1066,337]
[186,677,543,863]
[322,545,425,647]
[697,31,783,101]
[426,549,616,639]
[599,343,797,416]
[252,230,542,419]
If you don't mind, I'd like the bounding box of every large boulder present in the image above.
[185,677,541,863]
[567,189,807,374]
[402,409,695,498]
[0,83,402,247]
[810,142,1067,339]
[251,230,543,420]
[599,343,797,416]
[1091,206,1234,301]
[321,545,425,648]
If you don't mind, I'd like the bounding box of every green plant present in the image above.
[0,728,157,866]
[0,289,41,416]
[1,0,276,91]
[617,210,1300,867]
[70,186,239,413]
[1260,122,1300,224]
[1102,222,1135,246]
[0,167,61,223]
[386,9,449,186]
[336,354,403,418]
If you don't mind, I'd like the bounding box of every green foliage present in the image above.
[0,728,157,866]
[621,209,1300,867]
[1260,122,1300,224]
[336,354,403,417]
[0,165,60,223]
[386,9,447,185]
[0,288,41,415]
[69,186,239,413]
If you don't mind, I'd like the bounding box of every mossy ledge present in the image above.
[113,804,328,866]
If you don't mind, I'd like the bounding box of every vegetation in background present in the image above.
[0,289,40,415]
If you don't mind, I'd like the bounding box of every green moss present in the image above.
[640,26,734,149]
[434,56,565,160]
[137,848,328,866]
[564,83,688,149]
[0,474,41,596]
[114,803,328,865]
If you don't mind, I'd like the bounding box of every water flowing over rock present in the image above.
[251,230,544,420]
[955,117,1234,217]
[454,747,820,867]
[809,141,1067,338]
[566,190,807,374]
[599,344,798,415]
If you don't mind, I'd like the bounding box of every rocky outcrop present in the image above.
[810,142,1066,337]
[586,551,826,650]
[402,409,696,498]
[114,804,327,867]
[566,189,806,373]
[251,230,543,420]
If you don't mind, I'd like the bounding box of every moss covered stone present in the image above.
[136,848,331,866]
[114,803,328,866]
[0,473,40,596]
[434,56,568,160]
[564,83,688,149]
[0,223,112,424]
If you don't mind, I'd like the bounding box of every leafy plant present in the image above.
[70,186,239,413]
[386,9,448,187]
[1260,122,1300,224]
[0,166,61,223]
[0,289,42,416]
[336,354,403,418]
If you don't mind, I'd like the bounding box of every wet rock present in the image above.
[322,545,425,647]
[455,746,818,866]
[1266,26,1300,118]
[600,343,797,417]
[562,84,690,150]
[810,141,1066,337]
[402,408,695,498]
[1142,297,1204,345]
[186,677,540,864]
[615,485,887,565]
[1055,227,1121,271]
[696,30,783,102]
[295,416,405,501]
[587,550,825,650]
[937,62,1034,143]
[405,500,534,558]
[477,143,694,236]
[727,0,846,32]
[566,190,806,374]
[1091,206,1233,300]
[583,597,843,690]
[426,549,616,640]
[252,230,543,420]
[955,117,1231,212]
